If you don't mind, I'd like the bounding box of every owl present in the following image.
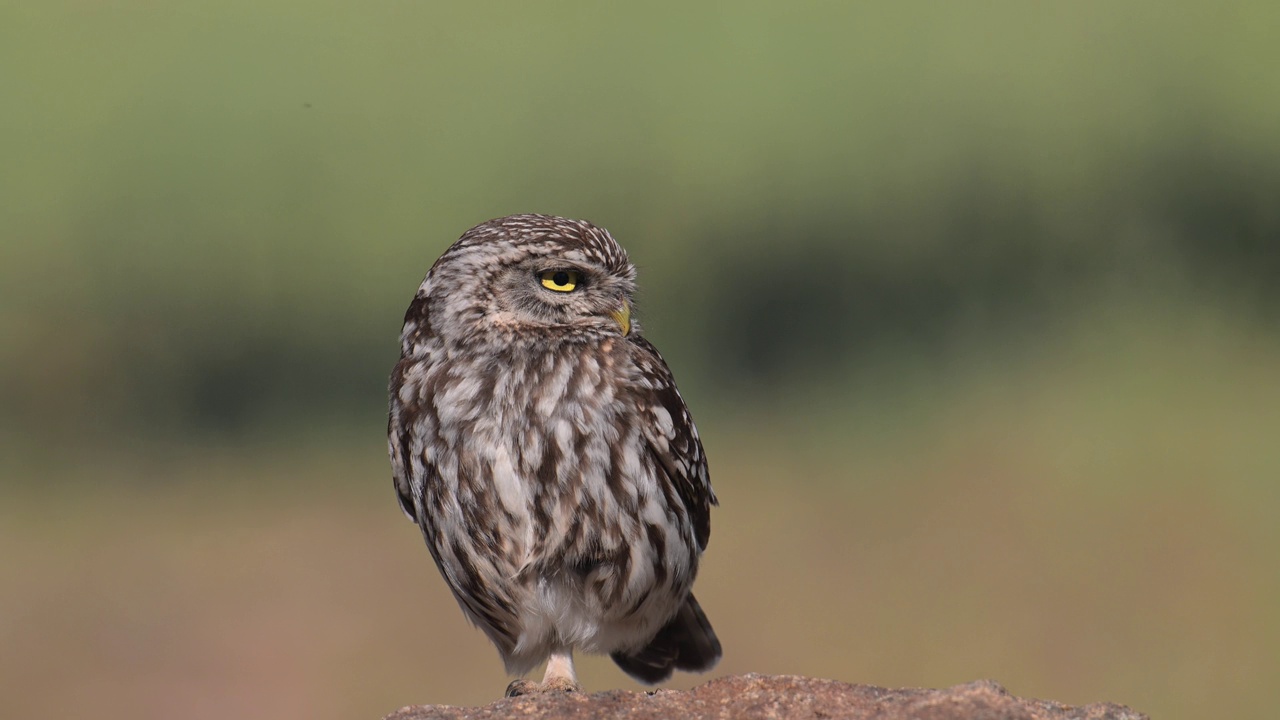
[387,214,721,696]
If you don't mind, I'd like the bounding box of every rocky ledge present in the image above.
[384,673,1147,720]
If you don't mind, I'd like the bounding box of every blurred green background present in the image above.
[2,2,1278,719]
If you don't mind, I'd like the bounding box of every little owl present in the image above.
[387,214,721,696]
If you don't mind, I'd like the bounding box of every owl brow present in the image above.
[532,261,592,277]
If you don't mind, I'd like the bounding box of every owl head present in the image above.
[403,215,639,352]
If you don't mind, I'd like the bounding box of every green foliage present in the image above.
[2,0,1279,434]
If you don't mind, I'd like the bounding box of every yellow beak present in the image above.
[610,301,631,336]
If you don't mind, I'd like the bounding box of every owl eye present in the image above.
[539,269,581,293]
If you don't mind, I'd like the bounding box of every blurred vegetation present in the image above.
[4,0,1279,438]
[1,2,1278,720]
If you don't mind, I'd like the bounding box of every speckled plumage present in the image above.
[387,215,720,692]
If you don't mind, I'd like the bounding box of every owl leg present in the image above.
[541,646,580,692]
[504,646,580,697]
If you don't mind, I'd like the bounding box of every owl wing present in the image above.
[387,354,521,654]
[387,357,420,524]
[629,335,718,551]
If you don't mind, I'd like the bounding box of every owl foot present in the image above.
[505,646,581,697]
[543,676,582,693]
[505,679,539,697]
[505,677,581,697]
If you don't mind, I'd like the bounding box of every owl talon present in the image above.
[505,679,539,698]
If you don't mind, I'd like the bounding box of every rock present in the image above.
[383,673,1148,720]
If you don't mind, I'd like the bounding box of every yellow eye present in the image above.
[539,269,580,293]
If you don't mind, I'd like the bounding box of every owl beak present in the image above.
[610,301,632,336]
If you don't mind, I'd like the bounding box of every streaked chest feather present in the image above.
[401,341,669,555]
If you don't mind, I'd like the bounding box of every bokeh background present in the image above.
[3,3,1278,719]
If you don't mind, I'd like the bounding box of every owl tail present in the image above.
[611,593,722,684]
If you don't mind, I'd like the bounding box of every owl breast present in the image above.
[396,334,699,671]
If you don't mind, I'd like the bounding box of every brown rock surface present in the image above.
[384,673,1147,720]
